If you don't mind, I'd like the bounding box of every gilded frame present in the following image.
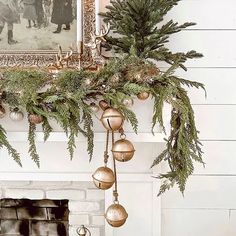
[0,0,95,67]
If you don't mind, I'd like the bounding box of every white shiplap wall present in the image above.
[161,1,236,236]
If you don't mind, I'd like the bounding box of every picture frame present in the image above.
[0,0,96,67]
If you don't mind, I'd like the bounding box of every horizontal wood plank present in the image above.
[162,176,236,209]
[167,31,236,68]
[162,141,236,175]
[177,68,236,105]
[101,0,236,30]
[162,209,230,236]
[194,105,236,140]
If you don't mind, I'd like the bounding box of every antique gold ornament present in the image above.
[76,225,91,236]
[105,203,128,227]
[29,114,44,125]
[99,100,109,111]
[112,137,135,162]
[92,166,115,190]
[137,91,150,100]
[0,105,6,118]
[100,108,124,131]
[9,108,24,121]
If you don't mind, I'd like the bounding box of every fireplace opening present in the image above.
[0,199,69,236]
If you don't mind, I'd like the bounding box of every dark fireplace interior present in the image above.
[0,199,69,236]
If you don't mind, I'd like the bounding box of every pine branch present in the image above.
[0,125,22,166]
[28,122,40,167]
[42,118,53,142]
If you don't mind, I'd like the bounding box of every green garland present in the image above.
[0,56,204,194]
[0,0,205,195]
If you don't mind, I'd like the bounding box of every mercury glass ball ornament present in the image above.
[112,138,135,162]
[122,98,134,107]
[92,166,115,190]
[105,203,128,227]
[100,108,124,131]
[9,108,24,121]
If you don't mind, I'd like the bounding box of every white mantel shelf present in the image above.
[7,131,166,143]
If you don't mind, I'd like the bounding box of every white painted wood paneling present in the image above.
[177,68,236,105]
[162,176,236,209]
[101,0,236,30]
[167,31,236,68]
[162,141,236,175]
[194,105,236,140]
[166,0,236,30]
[162,209,230,236]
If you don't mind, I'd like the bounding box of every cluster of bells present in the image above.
[90,94,151,228]
[0,91,150,229]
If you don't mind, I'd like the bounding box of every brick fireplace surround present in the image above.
[0,181,105,236]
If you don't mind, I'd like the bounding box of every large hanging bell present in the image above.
[100,108,124,131]
[92,166,115,190]
[112,138,135,162]
[105,203,128,227]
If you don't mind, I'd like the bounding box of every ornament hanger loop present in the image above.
[120,133,126,140]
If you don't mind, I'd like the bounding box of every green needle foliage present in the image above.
[0,125,21,166]
[101,0,205,194]
[0,0,205,195]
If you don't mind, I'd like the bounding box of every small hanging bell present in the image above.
[92,166,115,190]
[105,202,128,227]
[76,225,91,236]
[100,108,124,131]
[112,136,135,162]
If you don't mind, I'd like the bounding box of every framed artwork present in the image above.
[0,0,97,67]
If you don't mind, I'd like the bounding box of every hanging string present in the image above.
[111,130,119,202]
[104,130,110,165]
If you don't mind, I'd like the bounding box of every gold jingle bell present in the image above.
[112,137,135,162]
[137,91,150,100]
[29,114,44,124]
[92,166,115,190]
[105,203,128,227]
[100,108,124,131]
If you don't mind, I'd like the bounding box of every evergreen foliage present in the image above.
[0,0,204,195]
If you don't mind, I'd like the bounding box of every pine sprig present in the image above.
[82,107,94,161]
[42,118,53,142]
[28,122,40,167]
[0,125,21,166]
